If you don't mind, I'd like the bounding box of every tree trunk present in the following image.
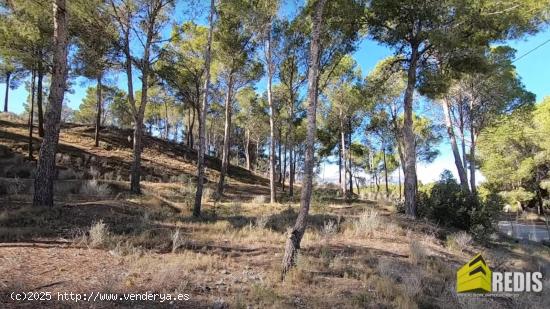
[190,106,195,149]
[403,44,419,218]
[3,72,10,112]
[164,100,169,139]
[398,167,402,200]
[130,117,143,193]
[348,118,353,196]
[94,76,102,147]
[340,113,347,197]
[375,172,380,199]
[281,0,326,278]
[289,147,295,197]
[216,73,234,198]
[282,137,287,192]
[193,0,214,216]
[129,5,156,194]
[37,68,44,137]
[28,69,36,160]
[469,125,477,196]
[383,147,389,198]
[459,104,468,179]
[278,130,282,185]
[289,90,295,197]
[267,29,277,204]
[338,140,342,194]
[442,99,469,191]
[33,0,68,207]
[245,129,251,170]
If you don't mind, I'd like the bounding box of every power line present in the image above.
[512,37,550,63]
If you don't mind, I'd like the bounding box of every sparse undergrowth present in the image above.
[0,118,548,308]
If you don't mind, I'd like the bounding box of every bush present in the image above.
[446,231,473,252]
[89,220,110,248]
[416,171,501,235]
[409,240,427,265]
[255,214,270,229]
[80,180,111,196]
[353,209,381,237]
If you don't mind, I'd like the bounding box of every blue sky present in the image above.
[322,28,550,184]
[1,20,549,184]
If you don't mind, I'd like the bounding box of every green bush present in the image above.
[416,171,502,237]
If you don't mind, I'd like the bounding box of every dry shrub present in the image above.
[352,209,382,237]
[249,284,280,306]
[255,214,270,229]
[171,229,185,253]
[401,272,422,298]
[178,180,196,196]
[6,177,24,195]
[384,222,404,236]
[89,220,110,248]
[377,258,400,280]
[148,263,191,294]
[446,231,472,252]
[409,240,427,265]
[229,202,242,215]
[80,180,111,196]
[89,166,100,179]
[394,294,418,309]
[372,276,397,300]
[58,168,83,180]
[203,187,215,201]
[111,240,143,257]
[321,220,338,236]
[102,171,115,180]
[251,195,266,204]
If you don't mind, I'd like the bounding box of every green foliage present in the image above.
[478,97,550,213]
[414,171,502,236]
[74,86,128,127]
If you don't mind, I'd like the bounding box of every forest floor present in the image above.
[0,116,549,308]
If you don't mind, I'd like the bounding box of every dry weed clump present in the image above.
[88,166,101,179]
[255,214,270,229]
[111,240,144,257]
[377,258,400,280]
[445,231,473,252]
[383,222,405,236]
[89,220,110,248]
[229,202,242,215]
[248,283,280,307]
[171,229,185,253]
[409,240,427,265]
[350,209,382,237]
[6,177,25,195]
[321,220,338,236]
[251,195,266,205]
[401,272,422,298]
[80,180,111,196]
[203,187,215,201]
[58,168,84,180]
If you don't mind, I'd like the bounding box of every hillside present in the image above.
[0,116,270,202]
[0,116,549,308]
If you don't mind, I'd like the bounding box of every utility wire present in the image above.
[512,37,550,63]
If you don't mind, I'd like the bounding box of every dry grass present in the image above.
[446,231,473,252]
[80,180,111,196]
[251,195,266,204]
[89,220,110,248]
[349,209,382,237]
[409,240,427,265]
[2,118,548,308]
